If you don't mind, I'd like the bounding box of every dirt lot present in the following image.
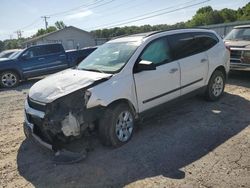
[0,72,249,188]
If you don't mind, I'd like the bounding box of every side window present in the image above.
[193,33,218,51]
[23,47,45,58]
[140,38,172,65]
[44,45,62,55]
[168,33,202,60]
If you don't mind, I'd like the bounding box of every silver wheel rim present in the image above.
[1,73,17,87]
[212,76,223,97]
[115,111,134,142]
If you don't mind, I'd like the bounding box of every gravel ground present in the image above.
[0,72,249,188]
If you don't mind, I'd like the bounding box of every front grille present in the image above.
[230,50,242,64]
[28,97,46,111]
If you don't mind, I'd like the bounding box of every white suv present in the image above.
[24,29,230,150]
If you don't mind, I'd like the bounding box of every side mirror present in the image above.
[135,60,156,73]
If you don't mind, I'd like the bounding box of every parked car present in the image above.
[224,25,250,71]
[0,43,97,87]
[0,49,22,59]
[24,29,230,151]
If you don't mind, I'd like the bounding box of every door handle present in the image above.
[38,58,45,61]
[169,68,178,74]
[201,59,208,63]
[59,54,66,57]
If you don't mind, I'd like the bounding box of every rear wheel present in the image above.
[0,71,20,88]
[205,70,225,101]
[98,103,135,147]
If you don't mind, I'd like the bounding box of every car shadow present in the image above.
[229,71,250,89]
[16,92,250,187]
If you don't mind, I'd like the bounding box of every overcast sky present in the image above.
[0,0,249,40]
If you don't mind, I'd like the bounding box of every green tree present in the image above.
[55,21,66,30]
[220,8,237,22]
[237,3,250,20]
[0,40,4,52]
[35,26,57,37]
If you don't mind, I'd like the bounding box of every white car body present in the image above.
[24,29,230,149]
[87,29,230,113]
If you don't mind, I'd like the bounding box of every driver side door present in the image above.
[133,37,181,113]
[20,46,47,78]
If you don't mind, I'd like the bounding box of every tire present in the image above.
[205,70,225,101]
[0,71,20,88]
[98,103,135,147]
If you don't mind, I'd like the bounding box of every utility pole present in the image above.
[14,30,23,39]
[41,16,50,30]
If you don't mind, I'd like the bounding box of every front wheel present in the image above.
[98,103,135,147]
[205,70,225,101]
[0,71,20,88]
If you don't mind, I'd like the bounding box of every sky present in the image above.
[0,0,249,40]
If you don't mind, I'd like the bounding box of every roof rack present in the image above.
[111,27,211,40]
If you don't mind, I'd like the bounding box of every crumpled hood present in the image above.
[29,69,112,103]
[224,40,250,48]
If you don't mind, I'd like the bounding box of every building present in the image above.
[23,26,96,50]
[201,20,250,37]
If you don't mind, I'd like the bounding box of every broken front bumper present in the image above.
[23,120,53,150]
[24,100,53,150]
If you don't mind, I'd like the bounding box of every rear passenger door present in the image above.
[168,33,209,95]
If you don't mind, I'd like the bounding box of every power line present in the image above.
[20,18,42,30]
[89,0,211,30]
[11,0,114,36]
[48,0,115,17]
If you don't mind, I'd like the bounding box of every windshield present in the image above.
[225,28,250,41]
[8,50,23,59]
[77,41,141,73]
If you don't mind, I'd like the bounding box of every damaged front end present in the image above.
[23,73,113,164]
[25,88,104,151]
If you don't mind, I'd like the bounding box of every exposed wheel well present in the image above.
[214,66,227,79]
[107,99,137,118]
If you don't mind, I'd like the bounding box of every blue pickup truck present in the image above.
[0,43,97,88]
